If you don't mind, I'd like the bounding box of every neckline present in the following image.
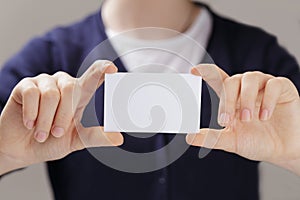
[96,2,215,43]
[104,7,210,47]
[94,2,218,72]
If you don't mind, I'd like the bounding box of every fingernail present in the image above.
[219,113,230,125]
[186,134,194,144]
[52,127,65,138]
[35,131,47,143]
[260,109,269,121]
[191,67,200,76]
[25,120,35,130]
[102,61,113,72]
[241,109,251,122]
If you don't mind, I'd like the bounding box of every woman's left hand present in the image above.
[186,64,300,174]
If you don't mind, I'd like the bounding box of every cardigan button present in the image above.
[159,177,166,184]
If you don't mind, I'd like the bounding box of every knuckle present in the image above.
[252,71,263,76]
[268,77,295,94]
[242,71,252,77]
[242,71,260,81]
[231,73,243,79]
[54,71,67,77]
[20,77,31,83]
[23,87,40,98]
[266,78,281,88]
[42,88,61,102]
[277,76,291,84]
[60,80,76,94]
[224,76,240,86]
[36,73,51,79]
[17,78,34,89]
[54,71,72,79]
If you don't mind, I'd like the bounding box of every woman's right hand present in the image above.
[0,60,123,175]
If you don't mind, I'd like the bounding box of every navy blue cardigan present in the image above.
[0,4,299,200]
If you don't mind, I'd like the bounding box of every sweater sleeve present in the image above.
[261,36,300,92]
[0,35,58,114]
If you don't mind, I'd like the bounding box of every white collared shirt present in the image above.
[106,8,213,73]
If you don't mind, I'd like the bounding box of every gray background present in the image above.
[0,0,299,199]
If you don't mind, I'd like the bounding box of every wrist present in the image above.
[0,151,27,176]
[271,158,300,176]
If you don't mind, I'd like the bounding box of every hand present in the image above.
[0,60,123,175]
[186,64,300,175]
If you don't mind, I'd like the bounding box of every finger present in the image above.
[260,77,299,120]
[218,74,242,126]
[78,60,118,110]
[186,128,236,153]
[191,64,229,97]
[51,72,76,138]
[240,72,273,122]
[71,126,123,151]
[275,77,299,103]
[12,78,40,129]
[34,74,61,143]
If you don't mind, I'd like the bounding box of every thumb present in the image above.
[191,64,229,97]
[186,128,236,153]
[78,60,118,108]
[72,125,124,151]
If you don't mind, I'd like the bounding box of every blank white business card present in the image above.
[104,73,202,133]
